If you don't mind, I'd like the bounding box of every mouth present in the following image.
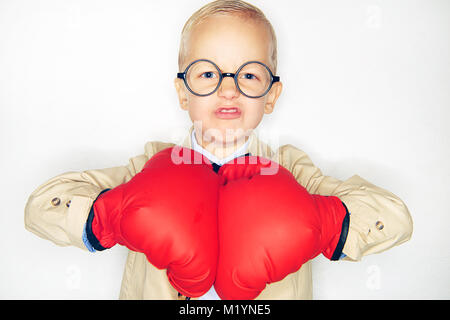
[215,107,242,119]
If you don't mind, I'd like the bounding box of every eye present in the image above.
[200,71,217,79]
[241,73,257,80]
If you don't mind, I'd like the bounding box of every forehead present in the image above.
[186,14,272,70]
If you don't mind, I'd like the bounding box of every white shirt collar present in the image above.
[191,129,250,165]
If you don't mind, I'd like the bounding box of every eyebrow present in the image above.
[194,59,271,71]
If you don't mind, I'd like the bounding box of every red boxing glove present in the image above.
[88,147,220,298]
[215,156,349,300]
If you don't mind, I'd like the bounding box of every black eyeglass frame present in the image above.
[177,59,280,99]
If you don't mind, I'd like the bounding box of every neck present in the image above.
[194,130,250,160]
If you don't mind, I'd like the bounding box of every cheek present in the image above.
[186,96,215,119]
[243,100,267,128]
[247,100,266,118]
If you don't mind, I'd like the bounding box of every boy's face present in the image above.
[174,14,282,148]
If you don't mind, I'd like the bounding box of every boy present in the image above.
[24,0,413,300]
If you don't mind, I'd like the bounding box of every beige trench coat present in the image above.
[24,125,413,299]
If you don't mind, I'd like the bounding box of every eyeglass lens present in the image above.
[185,61,272,97]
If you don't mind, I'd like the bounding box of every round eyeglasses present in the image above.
[177,59,280,99]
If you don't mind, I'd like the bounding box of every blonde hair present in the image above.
[177,0,278,74]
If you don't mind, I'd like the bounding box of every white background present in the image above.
[1,0,449,299]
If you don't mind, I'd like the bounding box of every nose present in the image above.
[218,73,239,98]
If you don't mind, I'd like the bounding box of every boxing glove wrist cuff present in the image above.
[85,189,111,252]
[330,201,350,261]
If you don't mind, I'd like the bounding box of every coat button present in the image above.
[375,221,384,230]
[177,292,191,300]
[51,197,61,206]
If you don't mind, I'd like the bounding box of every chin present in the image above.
[194,120,254,142]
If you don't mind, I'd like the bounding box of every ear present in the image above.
[174,78,189,111]
[264,81,283,114]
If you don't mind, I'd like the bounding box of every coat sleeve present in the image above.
[276,144,413,261]
[24,141,175,251]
